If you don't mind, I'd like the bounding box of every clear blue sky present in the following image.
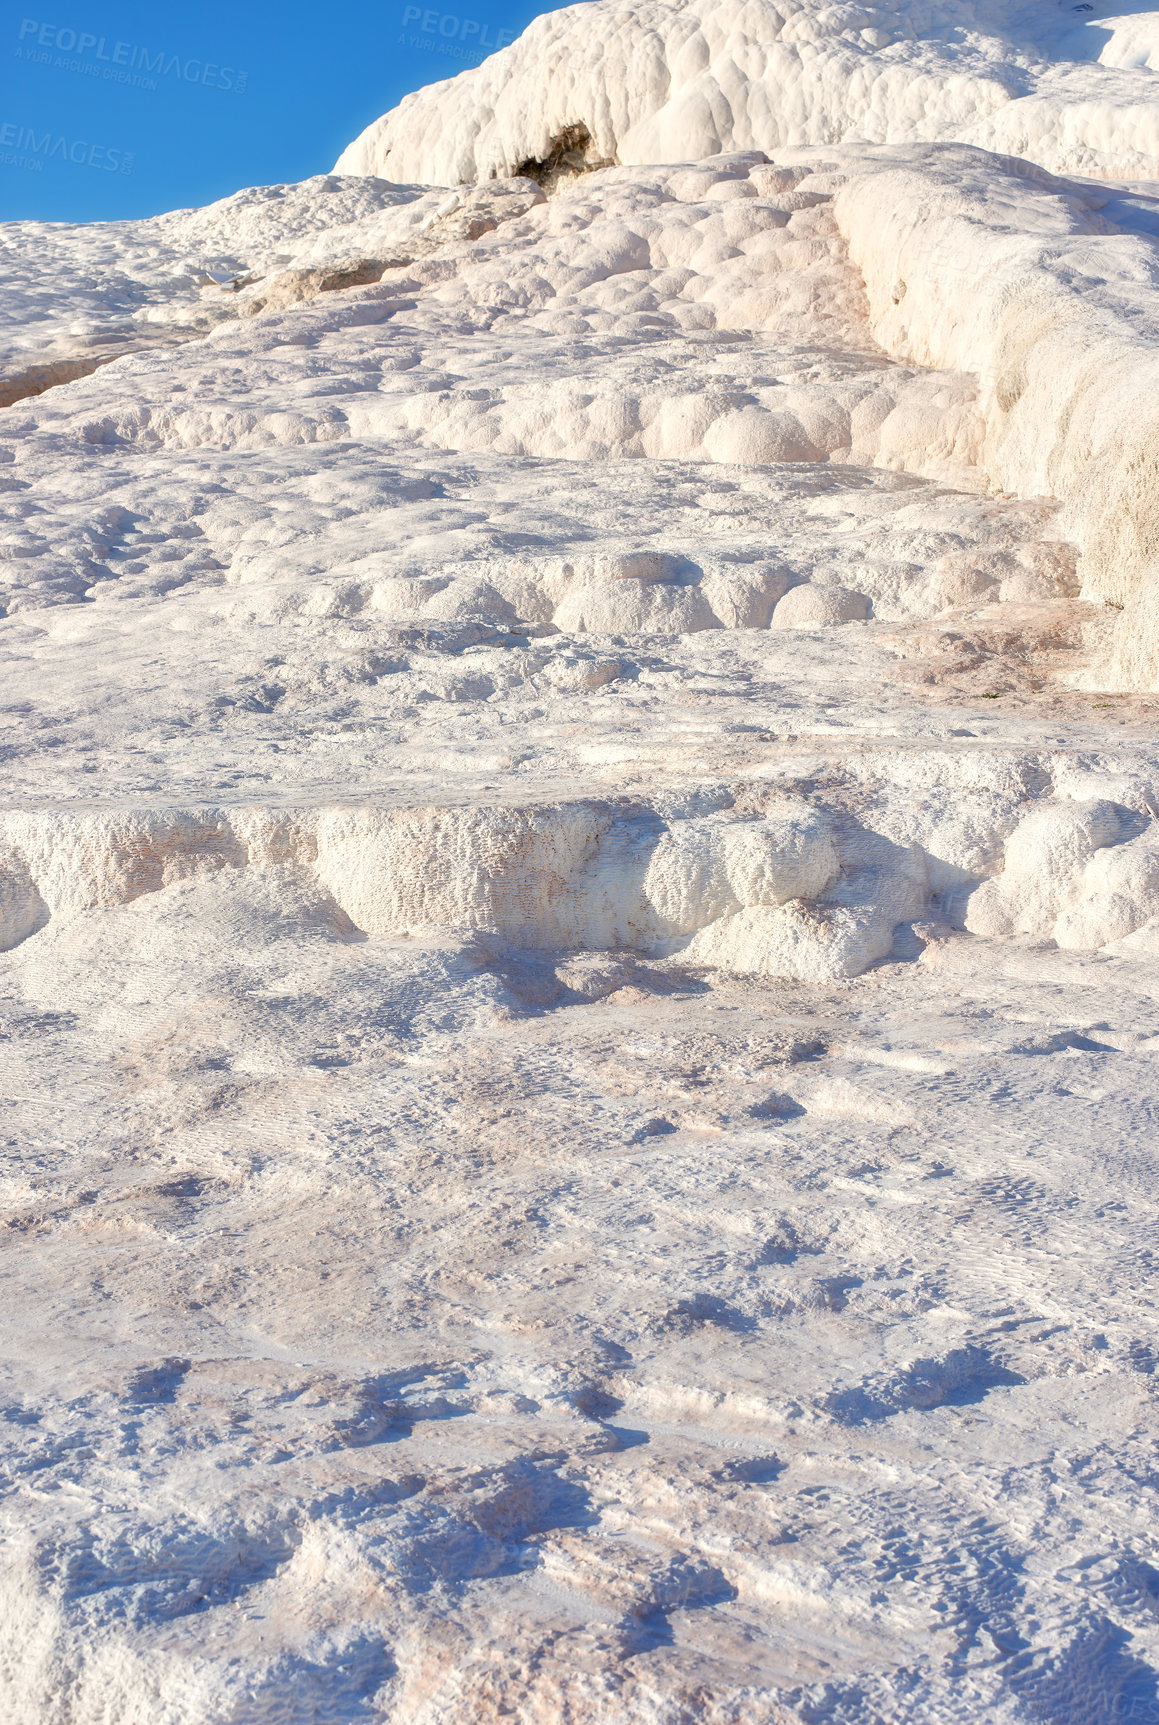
[1,0,550,222]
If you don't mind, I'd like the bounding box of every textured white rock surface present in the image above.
[0,175,545,402]
[338,0,1159,185]
[4,5,1159,1721]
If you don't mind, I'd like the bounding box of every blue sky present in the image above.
[2,0,548,222]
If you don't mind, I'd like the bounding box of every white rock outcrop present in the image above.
[0,798,921,982]
[338,0,1159,186]
[332,0,1159,682]
[6,1,1159,1718]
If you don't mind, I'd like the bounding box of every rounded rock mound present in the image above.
[770,584,871,629]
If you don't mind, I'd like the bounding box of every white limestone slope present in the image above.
[0,175,544,404]
[5,5,1159,1720]
[12,141,1159,681]
[337,0,1159,687]
[826,144,1159,687]
[337,0,1159,186]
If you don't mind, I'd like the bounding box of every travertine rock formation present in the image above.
[338,0,1159,184]
[4,2,1159,1720]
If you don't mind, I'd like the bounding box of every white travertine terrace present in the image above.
[4,1,1159,1719]
[338,0,1159,185]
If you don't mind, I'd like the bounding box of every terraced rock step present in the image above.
[7,755,1159,976]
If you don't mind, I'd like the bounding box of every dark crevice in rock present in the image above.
[0,351,135,410]
[512,124,618,192]
[0,339,190,411]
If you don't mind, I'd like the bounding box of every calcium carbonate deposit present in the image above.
[5,1,1159,1720]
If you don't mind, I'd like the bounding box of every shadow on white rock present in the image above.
[309,552,796,637]
[964,797,1159,951]
[0,848,49,952]
[0,799,929,983]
